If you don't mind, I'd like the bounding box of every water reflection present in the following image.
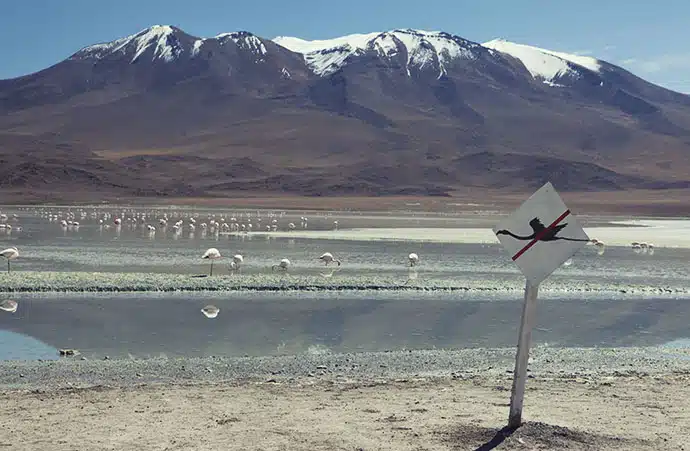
[0,330,58,360]
[1,292,689,360]
[661,338,690,348]
[201,305,220,318]
[0,300,18,313]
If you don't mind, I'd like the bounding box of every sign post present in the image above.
[493,182,590,429]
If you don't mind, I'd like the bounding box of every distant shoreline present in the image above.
[1,190,690,216]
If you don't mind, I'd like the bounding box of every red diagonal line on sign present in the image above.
[511,209,571,261]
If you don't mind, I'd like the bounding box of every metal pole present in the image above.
[508,279,540,429]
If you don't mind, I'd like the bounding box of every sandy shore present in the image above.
[2,347,689,450]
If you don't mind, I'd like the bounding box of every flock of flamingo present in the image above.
[0,207,420,277]
[199,248,416,277]
[41,208,341,238]
[0,207,659,280]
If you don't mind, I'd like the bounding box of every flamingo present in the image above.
[201,305,220,319]
[1,247,19,273]
[232,254,244,270]
[272,258,290,272]
[318,252,341,266]
[0,299,18,313]
[202,248,221,276]
[408,253,419,267]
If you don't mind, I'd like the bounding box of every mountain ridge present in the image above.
[4,25,662,91]
[1,24,689,202]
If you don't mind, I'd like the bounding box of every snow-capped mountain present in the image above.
[72,25,270,64]
[71,25,189,63]
[2,25,690,200]
[274,29,483,78]
[273,30,608,86]
[67,25,607,87]
[271,29,689,109]
[62,25,310,95]
[60,24,681,101]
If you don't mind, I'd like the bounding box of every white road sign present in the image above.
[493,182,590,286]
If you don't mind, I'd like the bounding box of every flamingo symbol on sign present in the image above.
[496,217,591,242]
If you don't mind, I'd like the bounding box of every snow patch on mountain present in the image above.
[304,47,362,76]
[274,33,377,75]
[543,49,601,73]
[73,25,182,63]
[131,25,182,62]
[482,39,601,85]
[74,37,132,60]
[370,33,399,58]
[191,39,204,57]
[217,32,267,61]
[273,33,375,54]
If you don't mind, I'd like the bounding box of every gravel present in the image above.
[1,346,689,391]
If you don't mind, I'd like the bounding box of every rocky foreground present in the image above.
[1,347,689,450]
[1,346,689,390]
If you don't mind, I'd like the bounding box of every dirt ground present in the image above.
[2,374,688,451]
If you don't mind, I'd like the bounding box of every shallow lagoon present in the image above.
[1,206,689,360]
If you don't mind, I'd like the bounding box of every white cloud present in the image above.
[621,53,690,74]
[613,54,690,93]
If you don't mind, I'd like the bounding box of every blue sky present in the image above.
[2,0,689,93]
